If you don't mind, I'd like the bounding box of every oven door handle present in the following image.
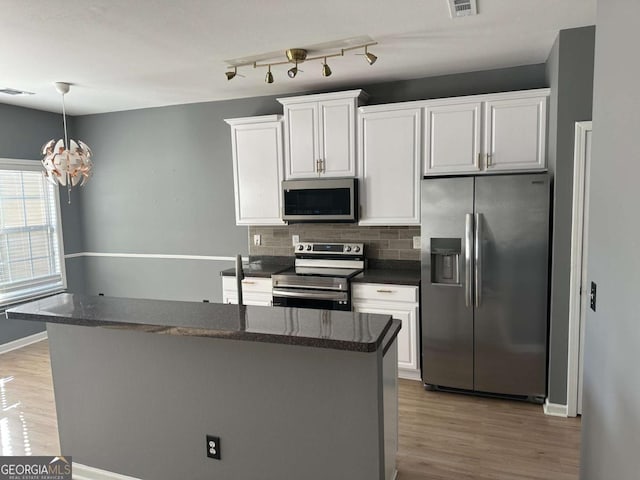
[272,288,348,301]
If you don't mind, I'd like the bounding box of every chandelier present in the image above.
[42,82,93,204]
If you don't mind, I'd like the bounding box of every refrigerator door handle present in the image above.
[465,213,474,308]
[475,213,483,307]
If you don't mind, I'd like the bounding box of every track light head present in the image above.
[265,66,274,84]
[322,58,332,77]
[288,62,299,79]
[364,46,377,65]
[225,67,237,80]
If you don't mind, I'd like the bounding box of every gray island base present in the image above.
[6,293,400,480]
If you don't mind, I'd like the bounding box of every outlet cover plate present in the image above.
[292,234,300,246]
[412,236,421,249]
[253,234,261,246]
[206,435,221,460]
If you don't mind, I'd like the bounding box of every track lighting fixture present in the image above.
[225,67,237,80]
[225,41,377,84]
[287,62,299,79]
[322,58,332,77]
[265,65,274,84]
[364,46,378,65]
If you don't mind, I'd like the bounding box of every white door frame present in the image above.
[566,121,592,417]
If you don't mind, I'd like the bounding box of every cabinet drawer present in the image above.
[222,276,272,294]
[352,283,418,303]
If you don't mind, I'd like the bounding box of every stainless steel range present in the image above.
[271,242,364,311]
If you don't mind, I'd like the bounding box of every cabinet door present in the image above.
[484,95,547,172]
[319,98,356,177]
[230,121,284,225]
[424,102,482,175]
[353,301,419,376]
[359,108,421,225]
[283,103,319,178]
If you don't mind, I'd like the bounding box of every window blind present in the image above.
[0,159,65,307]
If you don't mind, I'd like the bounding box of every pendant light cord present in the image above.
[61,92,69,150]
[61,92,71,204]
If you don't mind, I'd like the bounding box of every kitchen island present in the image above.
[6,293,400,480]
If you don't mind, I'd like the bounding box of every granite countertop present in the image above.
[352,269,421,286]
[220,258,292,278]
[6,293,399,353]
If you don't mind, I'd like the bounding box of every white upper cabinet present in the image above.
[424,101,482,175]
[422,89,550,176]
[484,94,547,172]
[358,106,422,225]
[278,90,367,179]
[225,115,285,226]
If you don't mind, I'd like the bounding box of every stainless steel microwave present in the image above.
[282,178,358,223]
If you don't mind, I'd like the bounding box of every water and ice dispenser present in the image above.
[430,238,461,285]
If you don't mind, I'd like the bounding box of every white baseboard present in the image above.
[398,369,422,381]
[543,399,569,417]
[0,331,48,355]
[73,463,141,480]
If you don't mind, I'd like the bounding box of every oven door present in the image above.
[272,288,351,311]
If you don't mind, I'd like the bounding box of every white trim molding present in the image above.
[566,121,593,418]
[543,399,569,417]
[65,252,248,262]
[73,463,141,480]
[0,331,48,355]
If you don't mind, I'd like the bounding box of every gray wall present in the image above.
[544,26,596,405]
[70,64,546,302]
[581,0,640,477]
[0,104,84,343]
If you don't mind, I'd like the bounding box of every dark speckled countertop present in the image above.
[6,293,400,353]
[351,269,421,286]
[220,258,293,278]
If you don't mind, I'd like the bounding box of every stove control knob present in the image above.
[345,246,352,253]
[297,245,304,251]
[306,245,312,251]
[354,246,361,253]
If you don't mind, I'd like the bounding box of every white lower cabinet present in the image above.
[222,277,273,306]
[352,283,421,380]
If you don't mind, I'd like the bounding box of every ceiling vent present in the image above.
[448,0,478,18]
[0,88,34,96]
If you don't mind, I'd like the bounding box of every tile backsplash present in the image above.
[249,225,421,260]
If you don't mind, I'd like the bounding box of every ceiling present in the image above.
[0,0,596,115]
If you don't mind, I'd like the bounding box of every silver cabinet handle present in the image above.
[465,213,473,308]
[475,213,483,307]
[376,289,394,293]
[241,280,255,285]
[486,153,493,166]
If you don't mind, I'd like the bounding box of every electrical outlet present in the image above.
[206,435,221,460]
[292,235,300,245]
[253,234,261,246]
[412,236,421,249]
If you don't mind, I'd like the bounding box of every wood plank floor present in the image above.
[0,341,581,478]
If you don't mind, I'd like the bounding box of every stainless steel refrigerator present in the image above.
[421,173,550,400]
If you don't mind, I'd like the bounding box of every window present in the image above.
[0,158,66,307]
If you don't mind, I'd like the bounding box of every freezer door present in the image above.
[421,177,474,390]
[474,173,550,397]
